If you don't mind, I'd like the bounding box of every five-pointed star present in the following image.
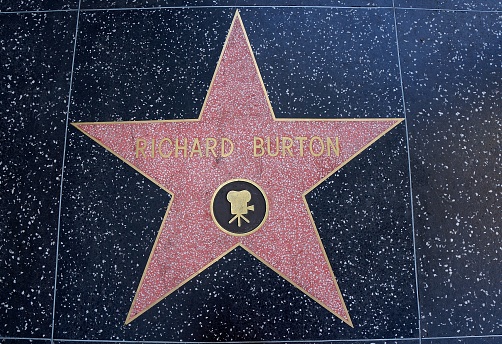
[73,11,403,326]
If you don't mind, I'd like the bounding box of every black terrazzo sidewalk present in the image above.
[1,1,500,343]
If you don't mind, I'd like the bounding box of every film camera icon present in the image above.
[227,190,254,227]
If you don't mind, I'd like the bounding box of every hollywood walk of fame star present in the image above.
[73,11,403,326]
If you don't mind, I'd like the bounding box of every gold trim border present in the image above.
[72,10,405,328]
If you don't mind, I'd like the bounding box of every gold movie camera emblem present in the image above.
[211,179,268,236]
[227,190,255,227]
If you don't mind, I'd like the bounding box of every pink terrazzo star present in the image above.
[74,11,403,327]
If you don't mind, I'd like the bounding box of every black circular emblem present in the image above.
[211,179,268,236]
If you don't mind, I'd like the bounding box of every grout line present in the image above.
[1,5,500,15]
[48,333,502,343]
[77,5,392,11]
[77,5,502,13]
[0,337,52,341]
[53,338,419,343]
[425,334,502,340]
[392,1,422,343]
[0,9,78,14]
[2,334,502,344]
[50,0,82,343]
[79,5,502,13]
[395,6,502,13]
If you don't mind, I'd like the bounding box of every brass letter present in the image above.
[266,137,280,157]
[175,138,187,158]
[295,137,307,156]
[253,137,265,157]
[282,136,293,157]
[309,136,324,157]
[190,138,202,157]
[158,138,173,158]
[221,137,234,157]
[205,137,217,157]
[135,138,147,158]
[327,136,340,157]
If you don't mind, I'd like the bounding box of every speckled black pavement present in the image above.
[1,1,500,343]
